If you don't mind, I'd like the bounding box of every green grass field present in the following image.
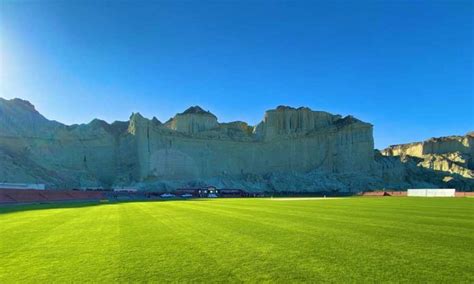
[1,197,473,282]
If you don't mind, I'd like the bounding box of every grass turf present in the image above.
[0,197,473,282]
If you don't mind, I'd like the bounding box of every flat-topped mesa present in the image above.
[165,106,218,135]
[254,105,366,139]
[127,105,370,141]
[423,134,474,156]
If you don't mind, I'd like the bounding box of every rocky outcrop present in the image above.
[0,98,63,137]
[381,133,474,179]
[253,106,342,139]
[164,106,219,134]
[1,97,472,191]
[382,134,473,158]
[130,105,374,182]
[0,99,374,190]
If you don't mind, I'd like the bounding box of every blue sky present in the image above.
[0,0,472,148]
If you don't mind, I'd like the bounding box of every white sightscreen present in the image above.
[407,189,455,197]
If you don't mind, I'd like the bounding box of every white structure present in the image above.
[0,183,45,190]
[407,188,455,197]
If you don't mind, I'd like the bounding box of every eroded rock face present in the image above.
[381,133,474,179]
[2,98,472,191]
[164,106,219,134]
[130,105,374,182]
[0,99,374,189]
[0,98,64,137]
[254,106,342,139]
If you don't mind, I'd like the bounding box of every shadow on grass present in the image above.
[0,198,213,215]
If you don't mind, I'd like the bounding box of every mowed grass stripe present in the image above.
[1,204,122,282]
[187,199,474,242]
[164,200,365,281]
[170,199,473,281]
[144,201,334,282]
[128,202,245,282]
[113,202,233,282]
[0,205,92,255]
[0,198,473,282]
[139,201,302,281]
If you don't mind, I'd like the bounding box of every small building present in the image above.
[175,187,249,198]
[0,183,45,190]
[199,186,218,197]
[175,186,217,197]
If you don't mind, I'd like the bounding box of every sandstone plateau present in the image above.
[0,98,472,192]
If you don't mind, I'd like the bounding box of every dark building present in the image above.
[218,189,249,197]
[175,186,248,198]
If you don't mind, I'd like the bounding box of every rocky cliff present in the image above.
[0,98,375,190]
[379,133,474,190]
[1,97,472,191]
[382,133,474,179]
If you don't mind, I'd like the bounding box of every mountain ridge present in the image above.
[0,97,472,191]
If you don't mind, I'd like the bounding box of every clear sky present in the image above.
[0,0,472,149]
